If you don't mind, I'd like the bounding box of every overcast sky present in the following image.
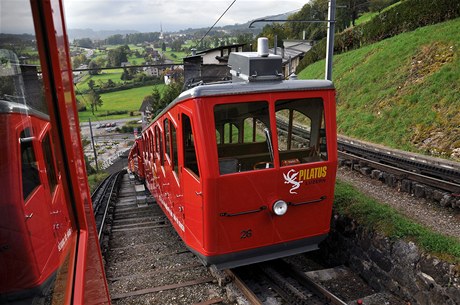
[62,0,308,32]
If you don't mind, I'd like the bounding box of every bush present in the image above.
[297,0,460,73]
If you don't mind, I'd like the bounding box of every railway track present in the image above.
[337,136,460,193]
[229,260,347,305]
[91,170,124,243]
[102,173,229,304]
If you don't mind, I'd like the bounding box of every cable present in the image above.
[195,0,237,49]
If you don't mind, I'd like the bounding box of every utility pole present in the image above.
[88,118,99,172]
[325,0,336,81]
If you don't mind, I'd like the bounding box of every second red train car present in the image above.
[130,48,337,268]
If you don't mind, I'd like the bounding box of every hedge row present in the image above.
[296,0,460,73]
[79,78,163,95]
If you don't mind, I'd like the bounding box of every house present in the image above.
[183,43,246,87]
[195,43,246,65]
[269,40,313,77]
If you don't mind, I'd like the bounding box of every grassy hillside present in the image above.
[299,18,460,160]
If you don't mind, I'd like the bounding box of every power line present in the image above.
[195,0,237,49]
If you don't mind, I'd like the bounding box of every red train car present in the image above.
[132,49,338,268]
[0,0,110,304]
[128,138,145,181]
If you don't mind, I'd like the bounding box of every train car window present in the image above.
[182,114,200,178]
[42,132,58,193]
[154,125,160,153]
[164,118,170,162]
[214,102,272,174]
[171,124,178,175]
[159,125,164,165]
[275,98,327,165]
[149,130,154,157]
[20,128,41,200]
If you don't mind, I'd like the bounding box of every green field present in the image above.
[77,84,166,122]
[75,69,125,91]
[163,47,188,63]
[299,17,460,158]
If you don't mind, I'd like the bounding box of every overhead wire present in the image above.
[195,0,237,49]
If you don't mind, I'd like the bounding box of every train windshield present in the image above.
[214,101,273,174]
[276,98,327,165]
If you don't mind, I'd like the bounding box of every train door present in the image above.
[180,113,203,247]
[40,130,71,245]
[19,126,56,273]
[163,116,185,235]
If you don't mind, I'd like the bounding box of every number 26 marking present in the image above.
[240,229,252,239]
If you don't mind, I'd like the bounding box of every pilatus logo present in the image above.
[283,166,328,194]
[283,169,303,194]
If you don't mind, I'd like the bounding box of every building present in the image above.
[183,43,246,87]
[270,40,313,77]
[195,43,246,65]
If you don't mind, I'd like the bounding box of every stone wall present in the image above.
[320,214,460,305]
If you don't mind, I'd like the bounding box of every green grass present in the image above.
[298,18,460,157]
[163,47,187,63]
[87,172,109,193]
[76,69,124,91]
[77,84,166,121]
[334,180,460,262]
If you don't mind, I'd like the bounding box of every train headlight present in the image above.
[272,200,288,216]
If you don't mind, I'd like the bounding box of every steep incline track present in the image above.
[103,174,228,304]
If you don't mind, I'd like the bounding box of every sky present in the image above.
[62,0,309,32]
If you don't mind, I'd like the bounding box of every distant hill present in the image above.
[68,11,295,40]
[298,18,460,161]
[68,29,139,41]
[176,12,294,34]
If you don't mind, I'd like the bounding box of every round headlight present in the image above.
[272,200,288,216]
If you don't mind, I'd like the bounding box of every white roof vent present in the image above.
[257,37,269,57]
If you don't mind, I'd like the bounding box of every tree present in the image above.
[87,79,95,90]
[259,23,288,48]
[88,60,101,75]
[75,38,94,48]
[88,90,103,114]
[107,45,129,67]
[72,54,87,69]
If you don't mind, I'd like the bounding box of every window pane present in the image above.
[214,101,272,174]
[276,98,327,166]
[171,124,178,174]
[164,118,170,159]
[21,128,41,200]
[182,114,200,177]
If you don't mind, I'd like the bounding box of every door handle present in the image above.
[25,213,34,220]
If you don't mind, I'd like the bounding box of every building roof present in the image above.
[195,43,246,55]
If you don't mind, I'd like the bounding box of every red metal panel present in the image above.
[30,0,111,303]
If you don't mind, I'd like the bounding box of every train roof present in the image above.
[0,99,49,120]
[147,79,334,129]
[177,78,334,101]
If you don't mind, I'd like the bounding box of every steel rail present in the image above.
[98,170,123,240]
[339,151,460,193]
[279,261,347,305]
[225,269,263,305]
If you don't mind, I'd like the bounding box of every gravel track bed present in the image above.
[112,283,226,305]
[337,166,460,240]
